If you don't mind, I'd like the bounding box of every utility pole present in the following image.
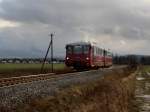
[51,33,54,73]
[40,33,54,73]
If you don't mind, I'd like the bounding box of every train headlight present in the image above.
[66,57,69,60]
[86,57,89,60]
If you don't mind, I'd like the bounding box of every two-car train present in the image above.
[65,42,112,69]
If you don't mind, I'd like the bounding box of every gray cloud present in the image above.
[0,0,150,57]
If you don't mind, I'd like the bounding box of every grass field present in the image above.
[0,63,66,71]
[141,65,150,73]
[0,63,70,78]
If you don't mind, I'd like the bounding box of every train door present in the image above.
[91,46,95,67]
[103,50,106,67]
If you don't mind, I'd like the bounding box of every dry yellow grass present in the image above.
[15,68,136,112]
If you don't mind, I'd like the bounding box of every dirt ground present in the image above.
[131,66,150,112]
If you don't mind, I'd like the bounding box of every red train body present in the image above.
[65,42,112,69]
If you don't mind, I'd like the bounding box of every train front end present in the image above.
[65,42,91,69]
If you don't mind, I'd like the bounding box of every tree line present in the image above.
[0,58,65,64]
[113,55,150,65]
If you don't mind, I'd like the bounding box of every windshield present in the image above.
[66,46,73,54]
[74,45,82,54]
[83,46,90,54]
[66,45,90,54]
[73,45,90,54]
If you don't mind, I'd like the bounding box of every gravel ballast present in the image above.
[0,67,129,111]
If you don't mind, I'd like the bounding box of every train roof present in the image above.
[66,42,94,46]
[66,42,112,53]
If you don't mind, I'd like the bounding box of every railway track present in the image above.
[0,66,123,88]
[0,70,97,87]
[0,73,56,87]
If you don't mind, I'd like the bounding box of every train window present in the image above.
[108,52,112,56]
[100,49,102,55]
[104,50,106,56]
[94,47,103,55]
[103,50,105,56]
[96,48,97,54]
[74,45,82,54]
[108,52,110,56]
[83,46,90,54]
[66,46,73,54]
[102,49,104,55]
[106,51,108,56]
[94,47,97,55]
[98,48,101,55]
[97,48,99,54]
[97,48,99,55]
[98,48,100,55]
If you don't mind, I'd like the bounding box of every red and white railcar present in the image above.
[65,42,112,69]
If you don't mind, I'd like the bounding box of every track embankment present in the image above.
[0,66,136,112]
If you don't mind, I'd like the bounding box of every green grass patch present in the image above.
[141,66,150,73]
[0,63,67,78]
[0,63,65,71]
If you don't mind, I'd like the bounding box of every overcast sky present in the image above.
[0,0,150,58]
